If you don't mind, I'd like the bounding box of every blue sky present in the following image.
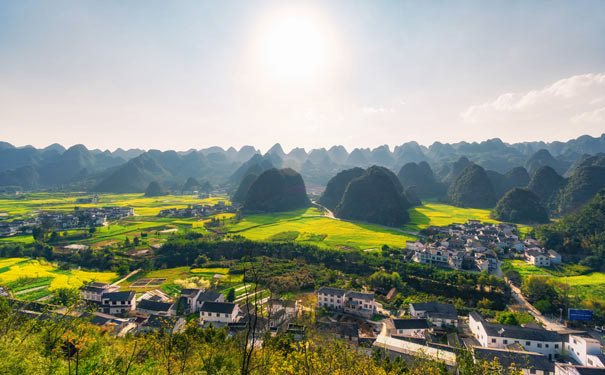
[1,0,604,152]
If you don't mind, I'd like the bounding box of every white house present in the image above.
[100,291,136,315]
[136,299,175,316]
[470,312,562,360]
[317,287,346,310]
[199,301,239,324]
[80,282,119,303]
[317,287,376,318]
[410,302,458,328]
[568,335,605,368]
[526,250,551,267]
[392,319,430,337]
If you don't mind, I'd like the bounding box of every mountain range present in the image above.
[1,134,605,198]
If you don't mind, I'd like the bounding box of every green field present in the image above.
[0,193,236,246]
[502,259,605,301]
[0,192,230,217]
[226,207,417,250]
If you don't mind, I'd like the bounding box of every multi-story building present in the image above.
[470,312,562,360]
[100,291,136,315]
[199,301,240,324]
[317,287,375,318]
[80,282,119,303]
[568,335,605,368]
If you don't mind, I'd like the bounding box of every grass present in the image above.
[0,258,117,291]
[226,207,417,250]
[503,259,605,301]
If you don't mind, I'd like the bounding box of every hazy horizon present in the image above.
[2,1,604,152]
[3,132,604,155]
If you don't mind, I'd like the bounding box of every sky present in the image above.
[1,0,604,153]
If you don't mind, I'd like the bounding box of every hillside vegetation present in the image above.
[243,168,311,212]
[492,188,549,224]
[333,166,411,227]
[447,164,496,208]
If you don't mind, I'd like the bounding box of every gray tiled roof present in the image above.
[102,291,135,302]
[474,348,554,372]
[393,319,430,330]
[317,287,347,297]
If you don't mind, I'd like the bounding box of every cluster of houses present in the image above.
[157,201,235,218]
[408,220,561,272]
[315,284,605,375]
[76,281,298,335]
[0,206,135,237]
[0,217,38,237]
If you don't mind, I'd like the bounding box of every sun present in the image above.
[257,10,330,84]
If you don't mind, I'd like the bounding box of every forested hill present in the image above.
[1,133,605,192]
[536,189,605,268]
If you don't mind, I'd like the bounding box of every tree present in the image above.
[88,226,96,235]
[133,237,140,247]
[50,288,80,307]
[534,300,552,314]
[227,288,235,302]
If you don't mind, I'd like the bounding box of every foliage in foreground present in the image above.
[0,297,524,375]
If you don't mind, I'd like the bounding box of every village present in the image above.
[408,220,561,273]
[1,259,602,375]
[0,206,135,237]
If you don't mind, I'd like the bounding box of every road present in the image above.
[111,268,141,287]
[508,281,566,331]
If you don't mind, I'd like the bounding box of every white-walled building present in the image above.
[391,319,430,337]
[317,287,375,318]
[568,335,605,368]
[100,291,136,315]
[526,250,551,267]
[410,302,458,328]
[80,282,119,303]
[199,301,239,324]
[470,312,562,360]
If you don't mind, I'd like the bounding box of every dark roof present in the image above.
[474,348,553,372]
[526,249,546,257]
[200,301,236,314]
[197,290,223,303]
[393,319,430,330]
[102,291,135,302]
[80,282,113,293]
[346,291,374,301]
[180,288,202,298]
[481,321,561,342]
[411,302,457,318]
[317,286,347,296]
[317,321,359,338]
[137,299,173,312]
[556,365,605,375]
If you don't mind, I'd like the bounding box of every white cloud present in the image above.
[571,107,605,124]
[460,73,605,125]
